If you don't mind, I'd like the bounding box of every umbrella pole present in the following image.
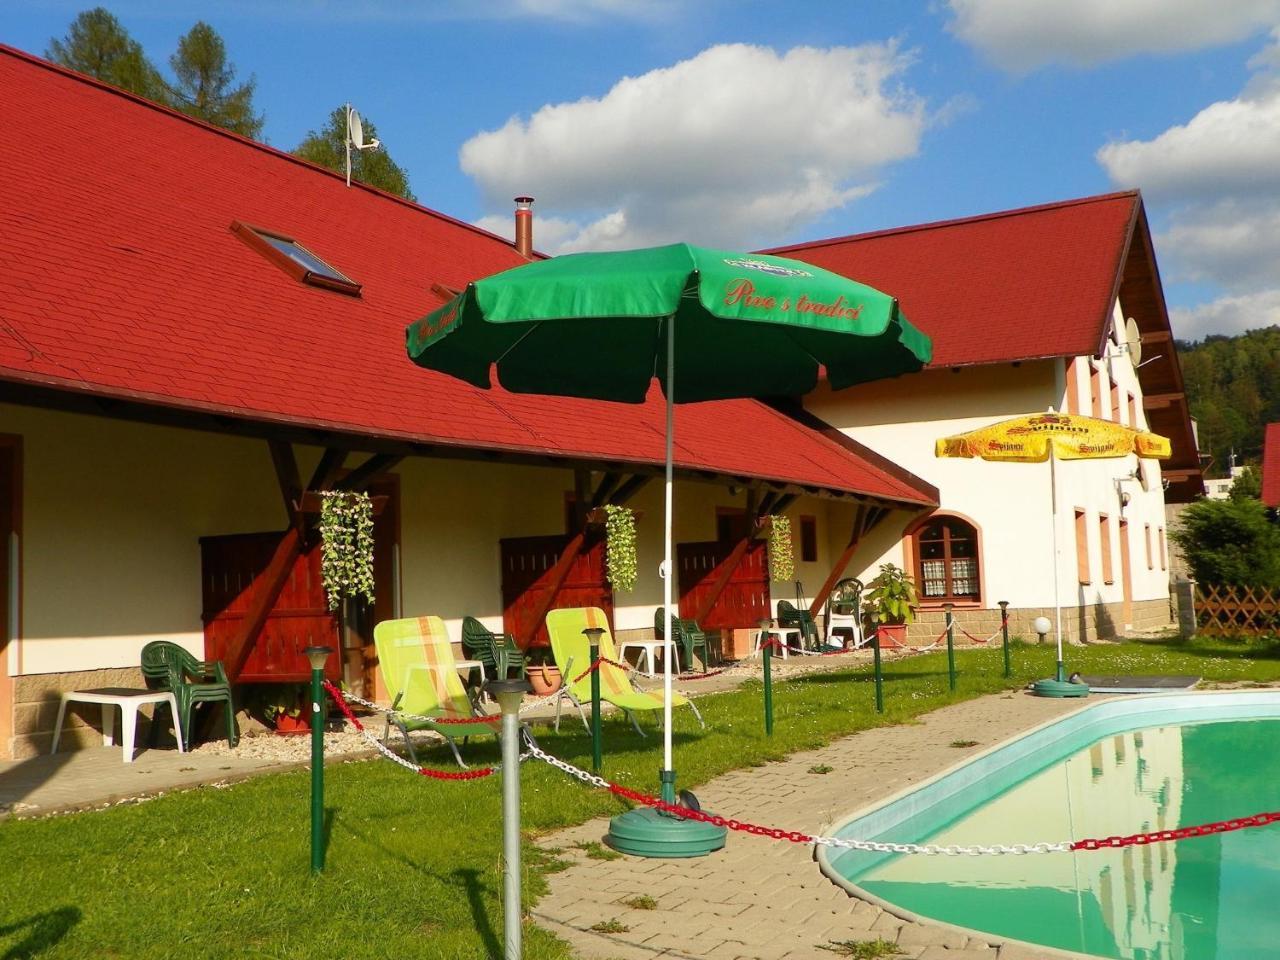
[605,313,727,857]
[661,309,675,797]
[1033,445,1087,697]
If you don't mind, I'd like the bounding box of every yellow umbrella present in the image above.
[936,410,1172,696]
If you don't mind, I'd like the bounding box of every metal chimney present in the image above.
[514,196,534,258]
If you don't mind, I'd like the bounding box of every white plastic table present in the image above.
[618,639,678,675]
[752,626,802,659]
[51,687,183,763]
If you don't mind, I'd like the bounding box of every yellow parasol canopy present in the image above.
[936,411,1171,463]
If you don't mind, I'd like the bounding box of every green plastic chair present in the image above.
[654,607,710,672]
[140,640,239,750]
[461,616,526,680]
[545,606,703,735]
[777,600,820,651]
[373,616,499,766]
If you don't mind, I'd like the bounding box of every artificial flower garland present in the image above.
[768,514,795,583]
[318,490,375,610]
[603,504,638,593]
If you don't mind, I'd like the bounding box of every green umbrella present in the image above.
[407,243,930,855]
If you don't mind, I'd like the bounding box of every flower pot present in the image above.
[876,623,908,649]
[528,664,563,696]
[273,713,310,735]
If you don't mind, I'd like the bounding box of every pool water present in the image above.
[838,719,1280,959]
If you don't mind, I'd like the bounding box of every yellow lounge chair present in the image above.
[545,606,703,735]
[373,616,499,766]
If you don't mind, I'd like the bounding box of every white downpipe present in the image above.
[662,313,675,775]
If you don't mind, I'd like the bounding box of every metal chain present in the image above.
[329,684,560,724]
[521,732,1073,856]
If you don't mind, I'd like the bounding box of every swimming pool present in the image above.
[820,692,1280,959]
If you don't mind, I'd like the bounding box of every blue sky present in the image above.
[5,0,1280,340]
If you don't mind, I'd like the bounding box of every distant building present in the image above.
[1262,424,1280,508]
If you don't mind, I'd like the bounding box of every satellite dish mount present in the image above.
[345,103,382,187]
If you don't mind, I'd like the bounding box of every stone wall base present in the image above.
[904,597,1175,646]
[10,667,150,760]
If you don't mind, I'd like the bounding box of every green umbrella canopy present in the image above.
[407,243,931,403]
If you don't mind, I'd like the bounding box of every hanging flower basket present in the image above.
[318,491,376,611]
[768,515,794,583]
[604,504,638,593]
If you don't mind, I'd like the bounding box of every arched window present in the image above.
[914,516,980,602]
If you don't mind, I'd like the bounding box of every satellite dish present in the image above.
[1137,460,1152,492]
[1125,316,1142,367]
[349,108,366,148]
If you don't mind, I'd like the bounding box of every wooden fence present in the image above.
[1196,583,1280,636]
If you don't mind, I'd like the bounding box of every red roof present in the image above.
[765,193,1139,368]
[1262,424,1280,508]
[0,46,933,506]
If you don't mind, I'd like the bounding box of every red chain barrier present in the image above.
[676,668,726,680]
[1072,811,1280,850]
[960,628,991,645]
[322,681,497,781]
[572,656,631,684]
[607,781,814,845]
[757,637,785,655]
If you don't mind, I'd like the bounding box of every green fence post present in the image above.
[762,631,774,736]
[944,603,956,692]
[304,645,333,875]
[999,600,1011,678]
[873,631,884,713]
[583,627,605,772]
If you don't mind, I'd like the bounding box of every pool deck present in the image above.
[533,690,1098,960]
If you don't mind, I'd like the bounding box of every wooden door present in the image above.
[676,540,770,631]
[1119,519,1133,627]
[501,534,613,648]
[201,532,341,682]
[0,437,17,757]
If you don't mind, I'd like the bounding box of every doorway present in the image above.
[0,436,19,758]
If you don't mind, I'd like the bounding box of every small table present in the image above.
[752,626,802,660]
[618,639,679,675]
[51,687,183,763]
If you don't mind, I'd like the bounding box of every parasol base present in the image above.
[606,807,727,859]
[1032,678,1090,698]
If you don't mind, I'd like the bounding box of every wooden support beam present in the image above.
[335,454,403,492]
[770,493,798,515]
[807,504,891,617]
[589,471,623,509]
[224,527,304,682]
[306,447,347,494]
[268,440,302,526]
[609,473,651,506]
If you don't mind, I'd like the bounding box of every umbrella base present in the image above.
[607,807,728,859]
[1032,678,1090,698]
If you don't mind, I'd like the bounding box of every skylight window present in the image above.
[231,221,361,296]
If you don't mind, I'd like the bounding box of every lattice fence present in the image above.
[1196,583,1280,636]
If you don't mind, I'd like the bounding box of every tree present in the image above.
[168,22,263,138]
[293,107,416,202]
[46,7,169,103]
[1229,466,1263,502]
[1170,498,1280,588]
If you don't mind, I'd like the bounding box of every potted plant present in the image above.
[863,563,918,649]
[525,647,562,696]
[250,684,311,735]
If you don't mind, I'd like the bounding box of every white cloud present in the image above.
[1170,290,1280,340]
[947,0,1280,71]
[458,42,926,252]
[1098,30,1280,339]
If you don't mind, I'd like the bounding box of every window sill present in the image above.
[918,599,982,611]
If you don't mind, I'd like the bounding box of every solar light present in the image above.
[1032,616,1051,643]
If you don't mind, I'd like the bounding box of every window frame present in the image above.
[799,515,818,563]
[231,221,362,296]
[1075,508,1091,584]
[910,514,982,606]
[1099,513,1114,585]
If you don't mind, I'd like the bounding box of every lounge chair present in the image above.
[654,607,710,672]
[373,616,500,767]
[545,606,703,735]
[141,640,238,750]
[461,616,526,681]
[777,600,820,651]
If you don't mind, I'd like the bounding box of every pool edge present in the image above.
[815,688,1280,960]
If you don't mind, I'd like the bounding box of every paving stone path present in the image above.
[532,691,1096,960]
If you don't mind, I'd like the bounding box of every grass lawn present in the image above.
[4,636,1279,959]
